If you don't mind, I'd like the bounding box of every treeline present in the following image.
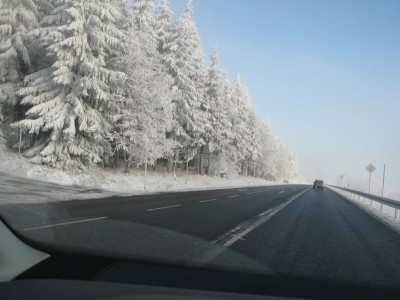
[0,0,298,181]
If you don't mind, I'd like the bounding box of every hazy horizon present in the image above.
[169,0,400,198]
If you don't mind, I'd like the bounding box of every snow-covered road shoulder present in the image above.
[0,148,281,204]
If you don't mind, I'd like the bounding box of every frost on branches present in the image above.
[14,0,126,168]
[256,119,298,182]
[0,0,41,145]
[154,0,174,56]
[165,0,208,151]
[0,0,38,107]
[109,0,177,171]
[204,50,239,177]
[1,0,299,182]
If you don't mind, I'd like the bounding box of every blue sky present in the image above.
[167,0,400,197]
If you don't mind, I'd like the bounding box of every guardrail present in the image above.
[328,185,400,219]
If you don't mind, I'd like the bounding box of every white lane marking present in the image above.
[228,195,239,198]
[258,208,273,217]
[224,227,254,247]
[214,187,310,248]
[199,198,218,203]
[147,204,181,212]
[246,189,268,195]
[278,191,285,194]
[288,188,310,201]
[238,189,248,191]
[23,216,108,231]
[212,226,242,244]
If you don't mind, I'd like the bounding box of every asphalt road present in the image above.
[2,184,400,288]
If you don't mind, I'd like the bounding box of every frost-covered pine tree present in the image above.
[109,0,177,171]
[257,119,278,180]
[229,75,253,172]
[0,0,42,144]
[166,0,209,174]
[0,0,39,107]
[14,0,126,169]
[0,110,5,145]
[245,107,261,176]
[204,49,224,151]
[131,0,155,32]
[208,71,241,177]
[256,119,298,181]
[203,49,237,175]
[154,0,174,55]
[110,33,177,170]
[228,75,263,176]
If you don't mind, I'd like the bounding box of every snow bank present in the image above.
[0,148,279,204]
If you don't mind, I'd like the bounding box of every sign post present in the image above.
[366,163,376,193]
[382,163,386,196]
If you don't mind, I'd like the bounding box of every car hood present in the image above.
[5,217,274,276]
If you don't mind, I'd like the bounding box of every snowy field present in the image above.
[0,148,280,204]
[329,186,400,233]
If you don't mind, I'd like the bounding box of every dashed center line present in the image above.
[147,204,181,212]
[228,195,239,198]
[246,189,268,195]
[199,198,218,203]
[23,216,108,231]
[278,191,285,194]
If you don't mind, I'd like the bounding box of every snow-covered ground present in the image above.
[0,147,280,204]
[329,186,400,233]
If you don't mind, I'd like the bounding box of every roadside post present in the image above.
[382,163,386,196]
[366,163,376,193]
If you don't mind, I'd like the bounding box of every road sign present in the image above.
[366,163,376,174]
[366,163,376,193]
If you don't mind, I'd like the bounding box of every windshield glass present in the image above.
[1,0,400,290]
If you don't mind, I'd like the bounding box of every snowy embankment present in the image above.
[329,186,400,233]
[0,148,279,204]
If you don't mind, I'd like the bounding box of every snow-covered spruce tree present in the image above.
[245,106,261,176]
[166,0,209,174]
[203,49,237,176]
[14,0,126,169]
[109,0,177,171]
[131,0,155,32]
[256,119,298,181]
[229,75,255,174]
[0,0,42,145]
[204,49,223,152]
[274,139,298,182]
[214,72,242,176]
[153,0,182,173]
[154,0,174,56]
[110,32,177,171]
[256,119,278,180]
[0,110,5,145]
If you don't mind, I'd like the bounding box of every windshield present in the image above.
[1,0,400,291]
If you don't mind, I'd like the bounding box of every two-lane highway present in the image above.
[1,183,400,288]
[0,185,306,241]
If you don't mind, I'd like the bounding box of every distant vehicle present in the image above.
[313,180,324,190]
